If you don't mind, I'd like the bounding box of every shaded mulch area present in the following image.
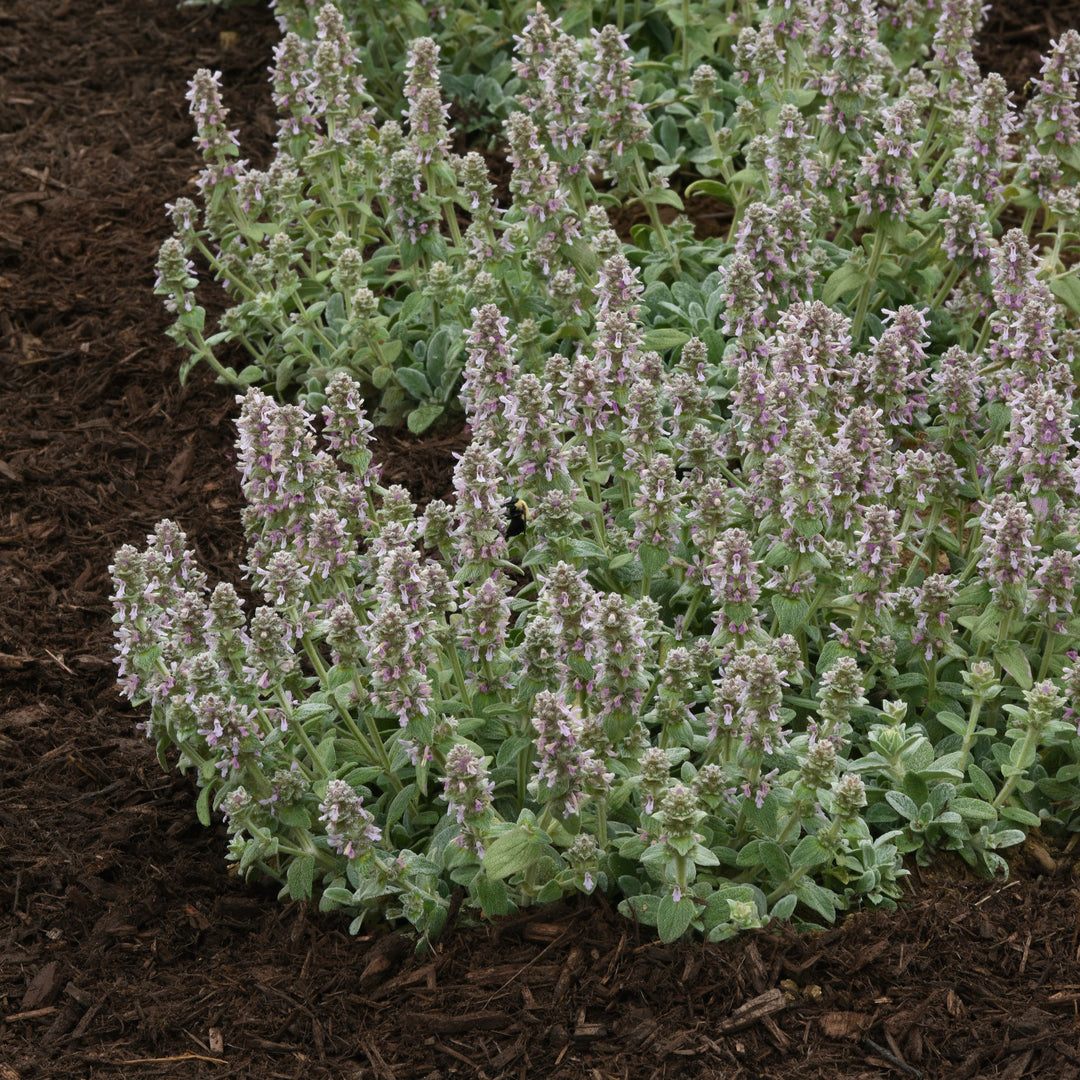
[2,0,1080,1076]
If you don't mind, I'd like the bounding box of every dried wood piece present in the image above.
[552,946,585,1003]
[405,1011,513,1034]
[368,961,438,1000]
[522,921,569,942]
[713,988,790,1034]
[20,961,62,1011]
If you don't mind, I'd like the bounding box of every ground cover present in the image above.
[2,0,1080,1076]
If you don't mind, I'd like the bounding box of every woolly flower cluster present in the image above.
[125,1,1080,943]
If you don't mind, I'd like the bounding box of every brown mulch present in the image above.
[2,1,1080,1077]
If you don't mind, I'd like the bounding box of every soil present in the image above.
[2,1,1080,1077]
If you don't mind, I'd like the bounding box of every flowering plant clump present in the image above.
[124,3,1080,943]
[156,2,688,432]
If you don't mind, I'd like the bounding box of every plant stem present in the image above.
[851,227,887,342]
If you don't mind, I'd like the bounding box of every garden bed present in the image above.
[2,0,1079,1076]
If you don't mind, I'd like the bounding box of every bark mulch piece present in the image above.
[2,0,1080,1077]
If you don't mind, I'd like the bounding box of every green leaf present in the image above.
[949,797,998,822]
[275,354,298,395]
[656,892,695,942]
[935,710,968,737]
[757,841,791,883]
[196,783,213,828]
[885,790,920,821]
[321,886,356,908]
[998,805,1040,827]
[398,290,428,324]
[396,366,433,401]
[639,544,670,576]
[481,826,535,881]
[643,328,692,351]
[325,291,346,328]
[966,762,996,802]
[994,641,1033,690]
[987,828,1026,850]
[1050,273,1080,319]
[386,782,418,831]
[783,87,819,107]
[287,854,315,901]
[237,364,264,386]
[794,880,838,922]
[642,187,685,211]
[685,178,730,202]
[618,892,659,927]
[177,306,206,333]
[277,805,312,829]
[407,403,444,435]
[315,736,337,770]
[567,539,608,560]
[822,260,869,305]
[772,595,809,636]
[789,834,831,868]
[769,893,798,922]
[474,873,511,917]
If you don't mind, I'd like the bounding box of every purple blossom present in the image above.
[441,743,494,855]
[852,504,903,613]
[461,573,512,667]
[853,305,930,427]
[195,693,261,775]
[542,35,591,155]
[816,656,867,733]
[765,103,820,197]
[853,99,921,222]
[594,253,644,319]
[930,0,985,97]
[531,690,591,818]
[998,379,1077,506]
[713,648,789,756]
[382,148,436,244]
[319,779,381,860]
[154,237,198,315]
[244,605,299,690]
[363,602,435,723]
[1029,549,1080,633]
[708,529,761,638]
[718,254,768,341]
[322,372,375,472]
[589,23,649,178]
[912,574,959,661]
[558,353,617,437]
[589,592,649,716]
[461,303,520,443]
[596,311,644,388]
[631,455,684,551]
[1025,29,1080,150]
[945,73,1016,199]
[891,447,963,507]
[937,191,993,263]
[930,345,983,433]
[502,373,569,486]
[450,443,509,571]
[538,560,597,683]
[978,493,1039,608]
[185,68,240,172]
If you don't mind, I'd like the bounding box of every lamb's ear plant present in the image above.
[124,2,1080,944]
[154,1,696,432]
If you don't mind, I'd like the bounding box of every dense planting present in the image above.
[119,0,1080,942]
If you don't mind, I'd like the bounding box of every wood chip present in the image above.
[714,988,790,1034]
